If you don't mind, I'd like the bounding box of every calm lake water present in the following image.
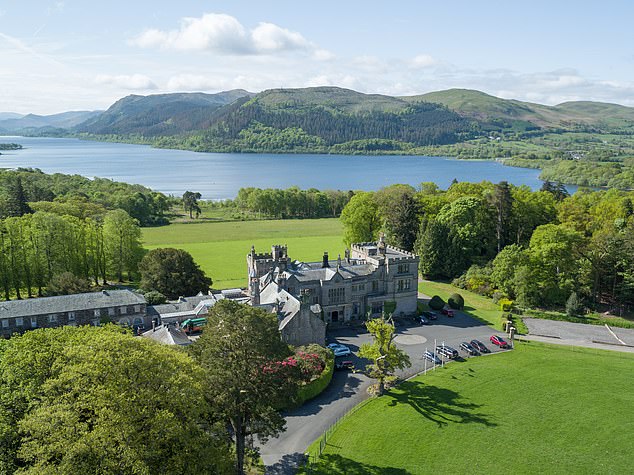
[0,136,549,200]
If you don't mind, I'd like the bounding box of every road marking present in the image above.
[605,324,627,345]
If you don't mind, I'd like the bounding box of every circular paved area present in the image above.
[394,334,427,345]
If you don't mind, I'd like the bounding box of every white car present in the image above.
[327,343,352,357]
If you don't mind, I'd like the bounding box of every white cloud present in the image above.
[131,13,319,56]
[95,74,157,90]
[409,54,437,69]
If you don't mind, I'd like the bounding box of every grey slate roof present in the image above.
[146,295,212,317]
[284,262,375,282]
[0,290,146,319]
[142,325,192,346]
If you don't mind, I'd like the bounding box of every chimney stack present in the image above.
[322,251,330,268]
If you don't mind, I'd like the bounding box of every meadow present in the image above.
[305,342,634,474]
[142,218,344,289]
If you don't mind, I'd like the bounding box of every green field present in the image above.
[419,280,507,330]
[142,218,344,289]
[306,342,634,474]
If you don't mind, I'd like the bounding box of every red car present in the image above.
[490,335,510,348]
[441,308,455,317]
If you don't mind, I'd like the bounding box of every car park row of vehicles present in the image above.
[423,337,510,365]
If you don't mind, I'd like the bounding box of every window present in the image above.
[94,309,100,317]
[397,279,412,292]
[352,285,357,292]
[353,302,360,315]
[397,263,409,274]
[68,312,75,321]
[108,307,115,316]
[1,319,8,329]
[359,284,365,291]
[48,314,57,323]
[120,306,127,315]
[31,317,37,328]
[372,281,379,292]
[328,287,345,304]
[134,305,141,313]
[16,317,23,327]
[371,302,383,315]
[312,296,319,304]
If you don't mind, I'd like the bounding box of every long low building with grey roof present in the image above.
[0,289,148,338]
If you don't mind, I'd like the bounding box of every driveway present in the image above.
[261,309,506,474]
[523,318,634,353]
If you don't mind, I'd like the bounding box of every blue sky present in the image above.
[1,0,633,113]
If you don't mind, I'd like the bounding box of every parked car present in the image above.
[470,339,490,353]
[436,345,459,359]
[490,335,510,348]
[421,311,436,320]
[334,360,354,371]
[441,308,455,317]
[327,343,352,357]
[418,315,430,325]
[423,350,442,365]
[460,341,479,356]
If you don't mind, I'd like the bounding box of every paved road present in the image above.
[523,318,634,353]
[261,306,506,474]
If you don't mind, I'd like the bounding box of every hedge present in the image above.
[294,353,335,407]
[448,293,464,310]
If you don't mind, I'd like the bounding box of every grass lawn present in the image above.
[305,342,634,474]
[142,218,344,289]
[419,280,508,330]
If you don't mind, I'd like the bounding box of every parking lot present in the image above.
[328,310,511,379]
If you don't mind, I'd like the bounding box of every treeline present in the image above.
[0,210,143,300]
[0,169,170,226]
[234,186,353,218]
[340,181,634,311]
[0,143,22,150]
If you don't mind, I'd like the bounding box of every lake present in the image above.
[0,136,550,200]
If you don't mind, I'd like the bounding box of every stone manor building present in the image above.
[247,235,419,325]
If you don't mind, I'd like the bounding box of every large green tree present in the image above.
[189,300,297,475]
[139,248,211,299]
[340,191,381,245]
[0,325,232,475]
[103,209,143,282]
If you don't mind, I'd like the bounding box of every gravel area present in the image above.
[524,318,632,346]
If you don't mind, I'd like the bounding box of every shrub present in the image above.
[492,291,507,304]
[448,293,464,309]
[294,354,334,406]
[428,295,445,310]
[499,298,514,312]
[143,290,167,305]
[566,291,582,317]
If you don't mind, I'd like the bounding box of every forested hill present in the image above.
[76,89,254,136]
[406,89,634,132]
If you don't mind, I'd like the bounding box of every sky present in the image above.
[1,0,634,114]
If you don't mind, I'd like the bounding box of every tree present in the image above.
[189,301,297,475]
[103,209,143,282]
[488,181,513,253]
[340,192,380,246]
[378,186,420,251]
[46,271,92,296]
[358,317,411,396]
[139,248,211,300]
[566,291,583,317]
[183,191,202,219]
[0,325,232,474]
[3,176,32,217]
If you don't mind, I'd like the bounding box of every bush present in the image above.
[428,295,445,310]
[448,293,464,309]
[294,353,334,406]
[492,291,507,304]
[143,290,167,305]
[499,298,514,312]
[566,291,582,317]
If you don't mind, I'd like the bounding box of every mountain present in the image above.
[0,111,101,134]
[0,112,24,121]
[77,90,254,136]
[404,88,634,132]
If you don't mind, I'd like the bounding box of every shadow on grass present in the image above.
[386,381,497,428]
[300,454,412,475]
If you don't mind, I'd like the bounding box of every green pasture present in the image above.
[305,342,634,474]
[142,218,344,289]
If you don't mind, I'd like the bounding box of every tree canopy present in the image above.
[139,248,211,299]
